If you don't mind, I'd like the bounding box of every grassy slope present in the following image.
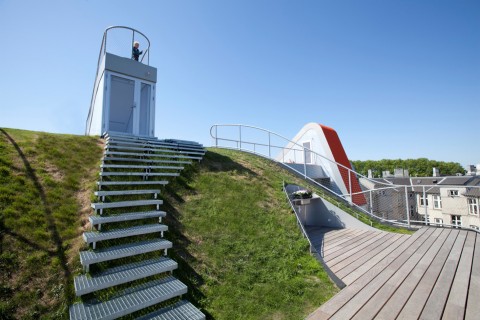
[164,149,339,319]
[0,129,409,320]
[0,128,102,319]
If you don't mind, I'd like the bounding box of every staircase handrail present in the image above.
[210,124,480,230]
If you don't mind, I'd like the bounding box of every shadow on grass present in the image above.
[203,151,257,176]
[160,153,244,319]
[0,129,70,280]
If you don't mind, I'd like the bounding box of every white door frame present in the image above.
[104,71,156,136]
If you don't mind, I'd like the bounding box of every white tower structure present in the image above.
[86,26,157,137]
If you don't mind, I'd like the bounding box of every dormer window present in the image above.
[448,190,459,197]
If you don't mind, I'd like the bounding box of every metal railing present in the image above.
[210,124,480,231]
[85,26,151,135]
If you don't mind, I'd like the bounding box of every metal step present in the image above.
[95,189,161,199]
[104,133,160,142]
[137,300,205,320]
[69,276,187,320]
[74,257,178,296]
[100,164,184,171]
[89,211,166,226]
[158,138,204,147]
[104,150,202,160]
[91,199,163,213]
[101,157,192,165]
[106,135,204,148]
[83,224,168,246]
[99,171,179,177]
[105,145,205,156]
[106,140,205,153]
[97,181,169,189]
[79,239,172,271]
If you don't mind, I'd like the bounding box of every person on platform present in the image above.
[132,41,143,61]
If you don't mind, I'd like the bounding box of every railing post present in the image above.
[348,169,352,205]
[405,185,410,226]
[369,190,373,216]
[423,186,428,225]
[215,125,218,147]
[131,31,135,58]
[303,148,307,179]
[239,126,242,150]
[268,132,271,158]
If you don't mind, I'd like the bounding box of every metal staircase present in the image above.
[70,132,205,320]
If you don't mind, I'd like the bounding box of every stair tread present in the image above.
[91,199,162,210]
[74,257,177,296]
[83,224,168,243]
[79,239,172,266]
[69,276,187,320]
[102,157,192,164]
[137,300,205,320]
[106,141,205,153]
[104,150,202,160]
[99,172,179,176]
[97,181,169,186]
[105,145,205,156]
[95,189,161,197]
[106,135,203,148]
[89,211,166,225]
[100,164,184,170]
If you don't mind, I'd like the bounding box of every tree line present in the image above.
[351,158,466,178]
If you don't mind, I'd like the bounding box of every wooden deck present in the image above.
[306,226,480,320]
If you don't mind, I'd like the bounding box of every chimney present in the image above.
[433,167,440,177]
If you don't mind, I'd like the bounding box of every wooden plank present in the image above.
[419,230,468,320]
[325,231,385,264]
[465,232,480,320]
[322,228,352,240]
[306,228,342,247]
[306,227,431,320]
[323,228,364,244]
[442,231,476,319]
[353,228,449,320]
[331,232,399,274]
[375,228,454,320]
[323,229,367,251]
[396,229,459,320]
[341,234,411,284]
[330,228,442,320]
[324,231,377,260]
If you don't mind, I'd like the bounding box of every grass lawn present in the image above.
[164,148,339,319]
[0,129,410,320]
[0,128,102,319]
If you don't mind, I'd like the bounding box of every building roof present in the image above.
[439,176,472,185]
[464,188,480,197]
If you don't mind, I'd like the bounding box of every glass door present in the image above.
[108,75,135,134]
[139,83,151,136]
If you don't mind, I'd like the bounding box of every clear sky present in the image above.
[0,0,479,166]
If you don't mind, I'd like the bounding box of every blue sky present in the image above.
[0,0,479,166]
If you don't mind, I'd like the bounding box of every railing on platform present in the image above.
[210,124,480,232]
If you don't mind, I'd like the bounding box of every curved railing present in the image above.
[210,124,480,231]
[85,26,151,135]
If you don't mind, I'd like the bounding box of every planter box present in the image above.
[300,198,311,205]
[294,198,311,205]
